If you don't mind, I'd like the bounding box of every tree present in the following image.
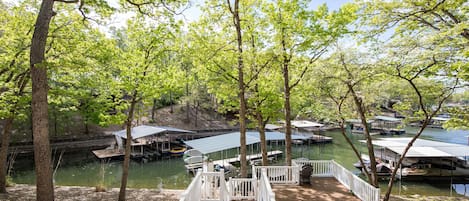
[378,36,460,201]
[103,17,182,200]
[263,0,357,165]
[305,47,383,187]
[0,2,35,192]
[29,0,57,199]
[190,0,261,177]
[357,1,467,199]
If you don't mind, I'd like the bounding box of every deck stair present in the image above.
[180,159,380,201]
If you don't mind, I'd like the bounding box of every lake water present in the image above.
[11,127,469,197]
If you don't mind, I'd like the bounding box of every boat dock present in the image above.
[213,150,283,167]
[308,134,333,143]
[92,149,124,159]
[185,150,283,174]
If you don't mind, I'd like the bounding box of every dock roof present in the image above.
[113,125,194,139]
[374,116,402,122]
[363,138,469,157]
[291,120,324,128]
[183,132,260,155]
[184,131,309,154]
[265,124,283,130]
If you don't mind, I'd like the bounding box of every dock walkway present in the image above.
[212,150,283,167]
[185,150,283,173]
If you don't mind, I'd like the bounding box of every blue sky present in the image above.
[309,0,352,11]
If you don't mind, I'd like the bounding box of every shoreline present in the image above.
[0,184,183,201]
[1,184,468,201]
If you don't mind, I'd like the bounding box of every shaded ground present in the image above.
[273,177,469,201]
[273,177,360,201]
[0,184,183,201]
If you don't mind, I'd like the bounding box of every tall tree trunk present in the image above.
[382,120,432,201]
[169,91,173,113]
[30,0,55,200]
[118,91,138,201]
[348,84,378,187]
[229,0,248,177]
[0,118,14,193]
[185,82,190,122]
[194,102,198,128]
[151,98,157,122]
[256,112,268,166]
[84,119,89,135]
[280,26,293,166]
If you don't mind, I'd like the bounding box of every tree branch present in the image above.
[54,0,78,3]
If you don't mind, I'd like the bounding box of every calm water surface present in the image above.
[11,127,469,197]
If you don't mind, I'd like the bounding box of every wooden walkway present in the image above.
[212,150,283,167]
[92,149,124,159]
[273,177,361,201]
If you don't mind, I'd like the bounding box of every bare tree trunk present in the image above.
[256,112,268,166]
[151,99,157,122]
[234,1,247,178]
[185,83,190,122]
[338,119,372,181]
[348,84,379,187]
[280,26,293,166]
[169,91,173,113]
[383,121,429,201]
[84,120,89,135]
[228,0,248,177]
[30,0,55,199]
[194,101,199,128]
[0,118,13,193]
[118,91,138,201]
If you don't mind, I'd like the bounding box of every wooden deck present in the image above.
[273,177,360,201]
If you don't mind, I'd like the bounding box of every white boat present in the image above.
[183,155,207,164]
[183,149,202,159]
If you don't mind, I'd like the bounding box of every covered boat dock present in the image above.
[92,125,195,161]
[365,138,469,179]
[182,131,309,173]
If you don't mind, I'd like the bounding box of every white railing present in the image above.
[257,169,276,201]
[228,177,257,200]
[180,170,230,201]
[293,159,332,177]
[182,160,379,201]
[253,166,299,184]
[330,161,380,201]
[180,171,202,201]
[293,159,380,201]
[201,171,230,201]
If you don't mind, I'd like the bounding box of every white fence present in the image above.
[252,166,299,184]
[180,170,230,201]
[293,159,333,177]
[228,177,257,200]
[257,169,276,201]
[293,159,380,201]
[181,160,379,201]
[179,171,202,201]
[330,161,380,201]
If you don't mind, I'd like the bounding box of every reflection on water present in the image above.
[13,158,192,189]
[11,127,469,197]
